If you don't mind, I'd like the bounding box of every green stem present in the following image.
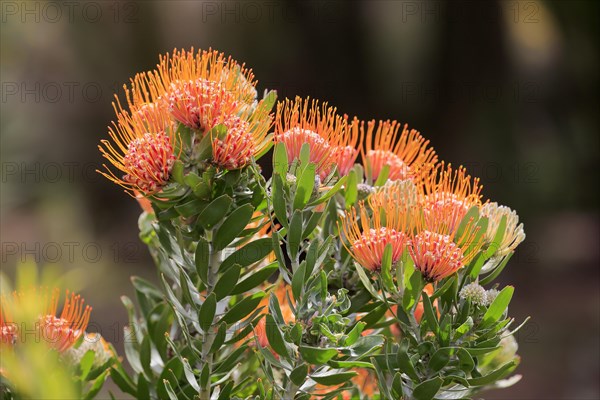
[200,230,220,400]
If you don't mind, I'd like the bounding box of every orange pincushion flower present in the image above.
[275,97,359,178]
[360,120,437,183]
[98,99,178,196]
[0,300,16,346]
[340,193,412,272]
[1,289,91,352]
[38,289,92,352]
[409,197,484,282]
[419,163,483,233]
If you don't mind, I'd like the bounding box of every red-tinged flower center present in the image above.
[367,149,411,182]
[352,227,407,272]
[0,323,16,345]
[422,192,470,232]
[123,132,175,195]
[409,230,463,282]
[275,127,332,175]
[331,145,358,176]
[167,78,237,131]
[212,115,255,170]
[38,315,83,352]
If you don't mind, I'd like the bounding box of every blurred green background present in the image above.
[1,1,598,398]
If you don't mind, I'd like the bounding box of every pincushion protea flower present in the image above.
[98,99,178,196]
[275,97,360,178]
[340,193,412,272]
[1,288,91,352]
[360,119,437,183]
[38,289,92,352]
[409,197,484,282]
[419,163,483,233]
[127,48,272,170]
[480,202,525,257]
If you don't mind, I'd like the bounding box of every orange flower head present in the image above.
[38,289,92,352]
[165,78,240,131]
[419,163,483,233]
[409,205,484,282]
[98,99,178,196]
[275,97,358,178]
[409,231,464,282]
[361,120,437,183]
[340,195,412,272]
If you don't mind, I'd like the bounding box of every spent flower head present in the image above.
[459,282,487,306]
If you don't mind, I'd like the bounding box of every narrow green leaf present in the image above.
[374,164,390,186]
[209,323,227,354]
[480,252,514,285]
[174,198,207,218]
[213,264,241,301]
[214,204,254,250]
[291,262,306,301]
[265,314,290,358]
[344,170,358,208]
[288,211,303,261]
[272,173,289,228]
[198,195,233,229]
[422,291,439,335]
[429,347,452,372]
[195,238,210,286]
[412,376,443,400]
[220,238,273,273]
[221,291,266,324]
[231,262,278,295]
[311,370,357,386]
[293,163,316,210]
[299,346,338,364]
[273,142,289,176]
[467,360,518,386]
[199,293,216,332]
[290,364,308,386]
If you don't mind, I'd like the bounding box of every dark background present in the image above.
[1,1,598,398]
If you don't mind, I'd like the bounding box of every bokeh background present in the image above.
[1,1,598,398]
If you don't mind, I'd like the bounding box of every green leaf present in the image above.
[136,375,149,400]
[79,350,95,380]
[291,262,306,301]
[380,243,396,293]
[374,164,390,186]
[467,360,518,386]
[329,360,373,369]
[307,175,347,207]
[273,142,289,176]
[431,276,456,300]
[265,314,290,358]
[290,364,309,386]
[214,204,254,250]
[140,335,152,377]
[171,160,184,184]
[288,211,303,261]
[422,291,439,335]
[293,163,316,210]
[299,143,311,166]
[83,370,109,400]
[299,346,338,364]
[213,264,241,301]
[198,195,232,229]
[195,238,210,286]
[209,323,227,353]
[344,169,358,208]
[412,376,443,400]
[311,370,358,386]
[109,367,136,396]
[344,322,366,346]
[397,339,419,381]
[272,173,288,228]
[429,347,452,372]
[221,291,266,324]
[354,262,380,300]
[231,262,278,295]
[174,198,207,218]
[457,348,475,372]
[199,292,216,332]
[182,358,200,392]
[453,317,474,341]
[481,286,514,328]
[220,237,273,273]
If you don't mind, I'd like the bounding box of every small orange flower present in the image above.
[0,301,16,346]
[98,100,178,196]
[360,120,437,184]
[275,97,359,178]
[1,289,91,352]
[409,200,484,282]
[418,163,483,233]
[340,193,412,272]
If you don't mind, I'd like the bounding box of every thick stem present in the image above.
[200,230,221,400]
[283,380,298,400]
